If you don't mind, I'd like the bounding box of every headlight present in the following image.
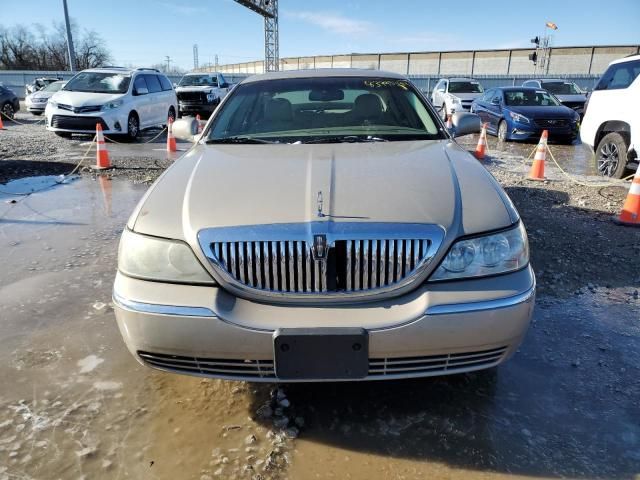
[118,229,216,284]
[102,100,123,111]
[429,223,529,281]
[206,93,217,102]
[509,111,530,124]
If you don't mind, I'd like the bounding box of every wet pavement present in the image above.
[0,149,638,479]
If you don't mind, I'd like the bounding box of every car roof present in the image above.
[242,68,406,84]
[446,77,478,82]
[494,86,548,91]
[610,53,640,65]
[185,72,220,76]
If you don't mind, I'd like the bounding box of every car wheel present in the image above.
[596,132,628,178]
[54,132,72,138]
[126,113,140,141]
[497,121,508,142]
[167,106,176,125]
[1,102,15,120]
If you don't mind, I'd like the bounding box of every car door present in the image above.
[132,75,151,128]
[143,74,164,125]
[473,89,493,125]
[486,90,504,132]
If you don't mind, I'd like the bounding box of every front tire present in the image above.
[125,113,140,142]
[497,120,508,142]
[1,102,15,120]
[596,132,628,179]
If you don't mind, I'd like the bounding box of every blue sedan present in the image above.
[470,87,579,143]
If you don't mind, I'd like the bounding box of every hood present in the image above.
[131,141,516,246]
[507,105,577,118]
[555,94,587,103]
[29,90,55,101]
[50,91,125,107]
[176,85,215,92]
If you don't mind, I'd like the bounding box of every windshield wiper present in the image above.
[301,135,388,144]
[206,137,280,144]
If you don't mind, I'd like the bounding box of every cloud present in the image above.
[285,11,375,35]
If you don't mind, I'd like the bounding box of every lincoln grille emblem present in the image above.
[312,234,328,260]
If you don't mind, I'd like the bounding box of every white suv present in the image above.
[580,55,640,178]
[431,78,484,119]
[46,67,177,140]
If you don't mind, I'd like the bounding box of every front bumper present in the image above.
[506,120,578,141]
[113,266,535,382]
[178,101,217,114]
[45,106,127,134]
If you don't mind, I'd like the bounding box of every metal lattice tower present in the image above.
[193,44,199,70]
[233,0,279,71]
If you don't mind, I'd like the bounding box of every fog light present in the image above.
[114,121,121,131]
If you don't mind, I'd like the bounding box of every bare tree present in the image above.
[0,22,112,70]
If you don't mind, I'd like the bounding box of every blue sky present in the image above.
[5,0,640,69]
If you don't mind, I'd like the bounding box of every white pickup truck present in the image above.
[175,72,231,118]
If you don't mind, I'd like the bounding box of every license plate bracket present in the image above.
[273,328,368,380]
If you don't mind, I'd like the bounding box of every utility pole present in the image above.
[215,54,219,71]
[62,0,77,71]
[165,56,172,73]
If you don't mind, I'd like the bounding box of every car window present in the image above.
[542,81,581,95]
[42,81,65,93]
[480,89,494,102]
[178,75,217,87]
[504,89,560,106]
[144,74,162,93]
[209,77,444,142]
[64,72,131,94]
[491,91,502,103]
[158,75,173,91]
[595,59,640,91]
[448,81,483,94]
[134,75,148,93]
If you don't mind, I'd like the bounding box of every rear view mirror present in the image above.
[309,88,344,102]
[451,112,481,138]
[172,117,200,142]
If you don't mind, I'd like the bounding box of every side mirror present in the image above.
[451,112,481,138]
[172,117,200,142]
[134,87,149,96]
[490,98,500,105]
[220,82,229,89]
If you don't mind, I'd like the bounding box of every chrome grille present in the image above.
[210,238,431,294]
[138,351,275,378]
[199,223,444,302]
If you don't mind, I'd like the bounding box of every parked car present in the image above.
[580,54,640,178]
[113,69,535,382]
[522,79,587,117]
[45,67,177,139]
[25,77,62,97]
[0,85,20,121]
[471,87,579,143]
[175,72,231,118]
[431,77,484,119]
[25,80,65,116]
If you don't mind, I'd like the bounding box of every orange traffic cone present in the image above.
[0,114,4,130]
[474,123,488,160]
[196,114,203,133]
[167,118,177,152]
[95,124,111,169]
[528,130,548,181]
[446,113,453,129]
[614,164,640,227]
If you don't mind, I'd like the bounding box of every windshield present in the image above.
[542,81,581,95]
[504,90,561,107]
[43,81,65,93]
[448,81,483,94]
[208,77,442,143]
[63,72,131,94]
[179,75,217,87]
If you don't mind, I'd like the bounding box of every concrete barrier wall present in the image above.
[209,44,639,77]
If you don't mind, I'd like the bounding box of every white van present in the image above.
[45,67,177,140]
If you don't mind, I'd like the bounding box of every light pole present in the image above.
[62,0,77,71]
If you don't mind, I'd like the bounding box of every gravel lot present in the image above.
[2,112,638,299]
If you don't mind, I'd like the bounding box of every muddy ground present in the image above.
[0,112,639,480]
